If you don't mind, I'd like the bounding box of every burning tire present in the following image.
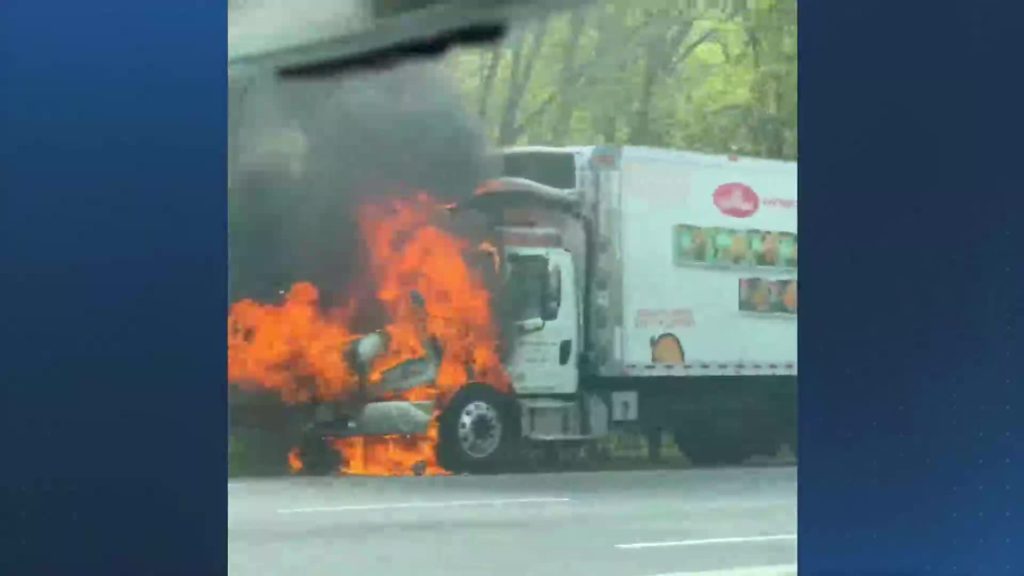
[297,432,341,475]
[438,383,519,473]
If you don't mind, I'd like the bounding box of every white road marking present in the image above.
[616,534,797,550]
[277,497,572,514]
[646,564,797,576]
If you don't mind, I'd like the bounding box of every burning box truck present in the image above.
[449,146,797,469]
[227,0,795,476]
[229,145,797,474]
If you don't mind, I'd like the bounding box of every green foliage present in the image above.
[445,0,797,160]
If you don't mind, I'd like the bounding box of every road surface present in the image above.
[229,467,796,576]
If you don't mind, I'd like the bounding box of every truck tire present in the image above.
[673,428,750,467]
[438,383,519,473]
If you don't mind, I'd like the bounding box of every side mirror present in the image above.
[541,264,561,321]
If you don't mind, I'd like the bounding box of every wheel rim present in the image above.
[457,400,502,459]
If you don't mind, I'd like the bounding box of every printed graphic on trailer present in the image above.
[634,310,692,364]
[673,224,797,269]
[738,278,797,315]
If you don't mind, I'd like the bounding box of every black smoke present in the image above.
[229,61,499,318]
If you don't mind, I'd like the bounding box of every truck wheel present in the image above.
[673,428,749,467]
[438,383,519,473]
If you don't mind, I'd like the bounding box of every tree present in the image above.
[447,0,798,161]
[496,19,550,145]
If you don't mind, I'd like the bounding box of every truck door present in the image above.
[503,249,579,395]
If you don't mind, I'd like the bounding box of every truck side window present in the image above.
[503,255,549,321]
[542,264,562,321]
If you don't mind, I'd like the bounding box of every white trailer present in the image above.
[441,145,798,468]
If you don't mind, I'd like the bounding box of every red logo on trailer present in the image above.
[713,183,759,218]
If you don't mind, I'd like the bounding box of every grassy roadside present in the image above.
[228,429,795,477]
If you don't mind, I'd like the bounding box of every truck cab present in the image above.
[501,235,580,396]
[450,172,609,452]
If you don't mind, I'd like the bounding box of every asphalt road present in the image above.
[229,467,797,576]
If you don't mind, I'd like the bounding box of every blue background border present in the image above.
[2,1,226,573]
[2,0,1021,573]
[800,1,1022,572]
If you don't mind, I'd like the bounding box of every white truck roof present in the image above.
[504,145,795,170]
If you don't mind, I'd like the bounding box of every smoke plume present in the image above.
[229,61,498,315]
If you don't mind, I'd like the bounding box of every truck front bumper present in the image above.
[308,400,435,438]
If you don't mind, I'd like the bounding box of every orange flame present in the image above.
[228,192,508,475]
[330,418,450,476]
[287,448,304,474]
[228,282,359,404]
[356,194,508,399]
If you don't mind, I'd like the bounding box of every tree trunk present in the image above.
[497,20,549,145]
[549,9,588,144]
[627,21,704,145]
[600,114,618,143]
[630,45,660,145]
[477,47,502,121]
[525,7,659,145]
[582,6,632,146]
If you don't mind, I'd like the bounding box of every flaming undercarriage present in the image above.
[294,328,445,475]
[229,194,516,476]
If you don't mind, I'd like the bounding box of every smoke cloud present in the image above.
[229,61,498,312]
